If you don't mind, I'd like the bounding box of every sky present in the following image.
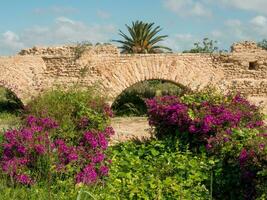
[1,0,267,55]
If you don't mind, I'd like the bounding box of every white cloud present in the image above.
[223,19,248,40]
[217,0,267,14]
[33,6,78,15]
[209,16,267,50]
[163,0,212,17]
[0,31,25,54]
[161,33,200,51]
[249,15,267,36]
[96,10,111,19]
[223,16,267,39]
[224,19,242,27]
[175,33,194,40]
[211,30,223,38]
[212,21,245,42]
[0,17,116,55]
[56,17,76,25]
[250,15,267,27]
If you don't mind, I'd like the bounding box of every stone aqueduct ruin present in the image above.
[0,41,267,113]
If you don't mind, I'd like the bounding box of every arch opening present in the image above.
[0,86,23,130]
[111,79,190,117]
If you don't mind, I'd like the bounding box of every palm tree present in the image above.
[113,21,171,54]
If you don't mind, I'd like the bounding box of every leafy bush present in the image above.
[0,87,23,131]
[1,116,58,185]
[208,128,267,199]
[146,91,267,199]
[0,87,23,113]
[146,93,264,145]
[102,139,213,199]
[73,41,93,60]
[0,115,114,186]
[0,139,214,199]
[258,39,267,50]
[1,88,115,187]
[1,87,266,199]
[0,178,78,200]
[25,88,112,144]
[182,38,220,53]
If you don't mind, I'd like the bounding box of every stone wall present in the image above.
[216,42,267,112]
[0,56,46,104]
[18,44,120,56]
[0,41,266,113]
[231,41,266,53]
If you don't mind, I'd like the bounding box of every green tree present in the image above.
[113,21,171,54]
[258,39,267,50]
[183,38,219,53]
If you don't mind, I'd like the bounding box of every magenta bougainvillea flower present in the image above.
[0,115,115,186]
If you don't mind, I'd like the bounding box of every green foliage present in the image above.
[102,139,213,199]
[210,128,267,199]
[112,80,186,116]
[73,41,93,60]
[113,21,172,53]
[0,139,214,199]
[183,38,221,53]
[0,177,78,200]
[73,41,113,61]
[258,39,267,50]
[78,66,89,78]
[0,87,23,114]
[146,88,267,199]
[0,87,23,130]
[26,87,110,144]
[181,87,226,105]
[1,85,266,199]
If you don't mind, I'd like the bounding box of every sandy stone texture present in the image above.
[0,41,266,113]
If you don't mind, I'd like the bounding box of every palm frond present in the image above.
[113,21,171,54]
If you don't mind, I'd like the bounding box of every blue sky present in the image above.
[1,0,267,55]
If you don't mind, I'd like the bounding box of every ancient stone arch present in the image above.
[89,54,224,103]
[0,41,266,113]
[0,56,46,104]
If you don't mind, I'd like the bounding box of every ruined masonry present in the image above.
[0,41,267,113]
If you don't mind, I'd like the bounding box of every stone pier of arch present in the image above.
[0,41,267,114]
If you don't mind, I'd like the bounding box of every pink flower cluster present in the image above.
[0,115,115,186]
[103,104,114,118]
[146,94,267,199]
[146,94,264,144]
[1,115,57,185]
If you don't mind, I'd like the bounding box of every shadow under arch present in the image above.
[0,86,24,114]
[111,79,190,117]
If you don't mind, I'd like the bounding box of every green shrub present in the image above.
[25,87,112,144]
[146,90,266,199]
[101,139,213,199]
[0,87,23,113]
[0,139,214,199]
[0,87,114,192]
[0,87,23,130]
[181,87,226,105]
[209,128,267,199]
[0,177,78,200]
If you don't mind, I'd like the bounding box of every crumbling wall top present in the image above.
[231,41,266,53]
[18,44,120,57]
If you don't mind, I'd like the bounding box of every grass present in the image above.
[0,113,21,130]
[0,87,22,130]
